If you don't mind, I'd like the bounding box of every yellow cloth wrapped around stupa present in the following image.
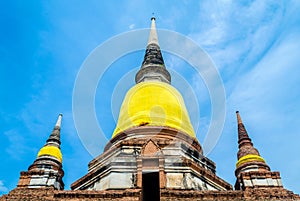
[113,81,195,138]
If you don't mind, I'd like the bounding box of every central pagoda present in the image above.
[71,17,232,198]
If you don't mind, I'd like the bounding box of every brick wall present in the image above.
[1,187,299,201]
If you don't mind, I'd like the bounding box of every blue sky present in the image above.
[1,0,300,195]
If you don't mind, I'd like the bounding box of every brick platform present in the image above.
[1,187,299,201]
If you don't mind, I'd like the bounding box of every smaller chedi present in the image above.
[235,111,283,190]
[17,114,64,190]
[1,18,299,201]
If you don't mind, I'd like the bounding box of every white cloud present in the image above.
[228,31,300,113]
[129,24,135,29]
[189,1,284,75]
[0,180,8,193]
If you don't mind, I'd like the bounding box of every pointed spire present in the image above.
[236,111,252,149]
[55,113,62,127]
[135,17,171,84]
[236,110,242,124]
[235,111,268,169]
[46,113,62,146]
[147,16,159,45]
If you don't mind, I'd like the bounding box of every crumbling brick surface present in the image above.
[1,187,299,201]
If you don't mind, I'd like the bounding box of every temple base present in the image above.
[71,126,232,191]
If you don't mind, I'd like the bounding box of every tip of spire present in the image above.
[151,12,156,21]
[236,111,243,124]
[55,113,63,127]
[147,15,159,45]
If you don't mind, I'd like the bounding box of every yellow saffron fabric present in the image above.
[236,154,265,168]
[37,145,62,163]
[112,81,195,138]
